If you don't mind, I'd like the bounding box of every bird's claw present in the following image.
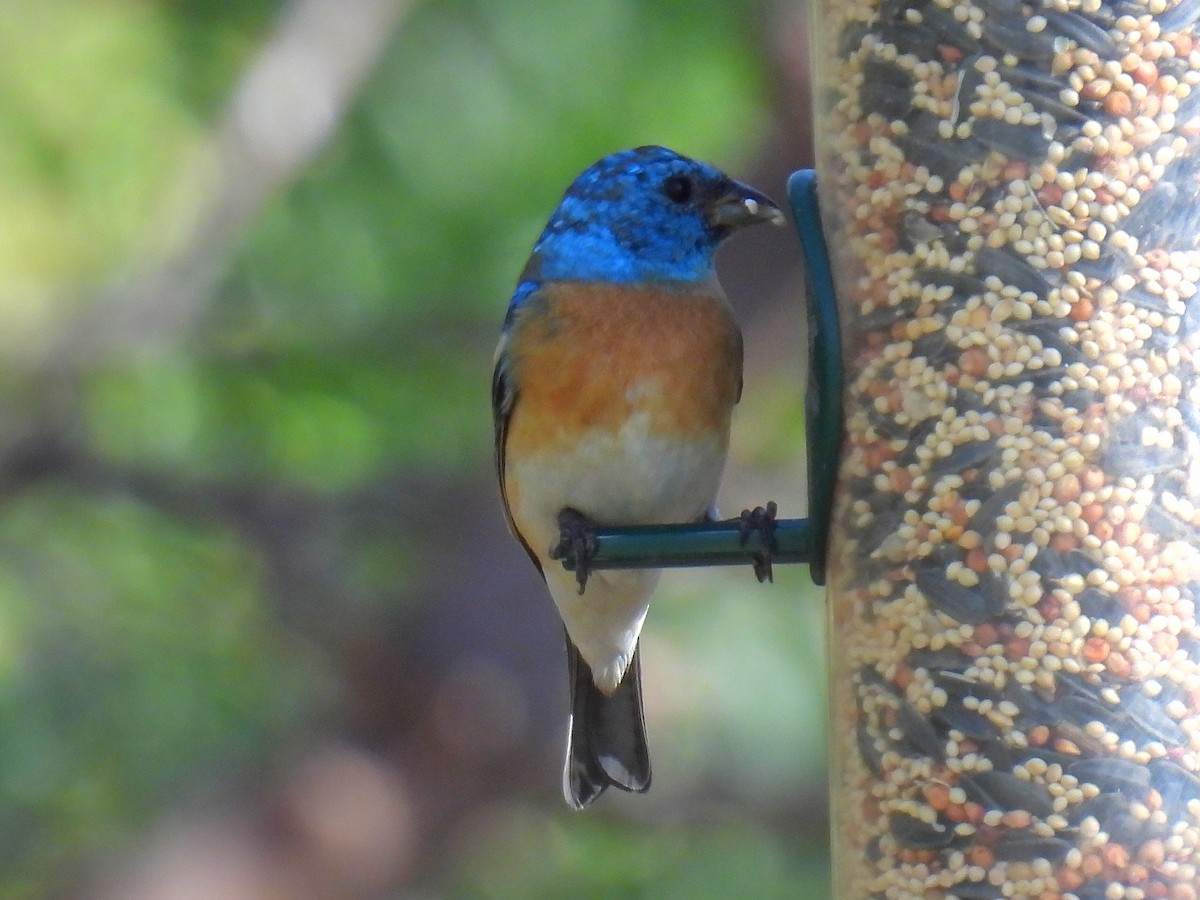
[738,501,779,583]
[549,508,597,594]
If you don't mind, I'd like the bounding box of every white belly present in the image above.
[509,410,728,543]
[507,412,730,690]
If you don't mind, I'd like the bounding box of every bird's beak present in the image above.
[706,180,786,230]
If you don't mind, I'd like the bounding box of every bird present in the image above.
[492,145,783,808]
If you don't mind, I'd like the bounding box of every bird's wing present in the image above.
[734,323,744,404]
[492,299,544,577]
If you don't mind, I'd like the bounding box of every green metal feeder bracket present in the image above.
[552,169,843,587]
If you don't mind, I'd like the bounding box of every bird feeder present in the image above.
[810,0,1200,895]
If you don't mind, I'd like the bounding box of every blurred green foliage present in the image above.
[0,0,826,896]
[451,809,828,899]
[0,486,317,889]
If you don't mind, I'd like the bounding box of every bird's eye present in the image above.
[662,174,693,204]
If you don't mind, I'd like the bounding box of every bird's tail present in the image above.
[563,635,651,809]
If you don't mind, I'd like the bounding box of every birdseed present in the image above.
[813,0,1200,895]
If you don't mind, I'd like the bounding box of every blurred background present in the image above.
[0,0,828,896]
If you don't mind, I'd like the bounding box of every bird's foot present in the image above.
[549,507,597,594]
[737,501,779,584]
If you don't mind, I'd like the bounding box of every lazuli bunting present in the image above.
[492,146,783,808]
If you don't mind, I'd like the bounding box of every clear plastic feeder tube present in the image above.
[811,0,1200,895]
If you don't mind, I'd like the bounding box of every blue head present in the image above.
[519,146,783,287]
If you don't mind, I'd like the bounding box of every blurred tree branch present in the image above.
[50,0,414,370]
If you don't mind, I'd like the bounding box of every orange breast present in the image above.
[504,282,742,453]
